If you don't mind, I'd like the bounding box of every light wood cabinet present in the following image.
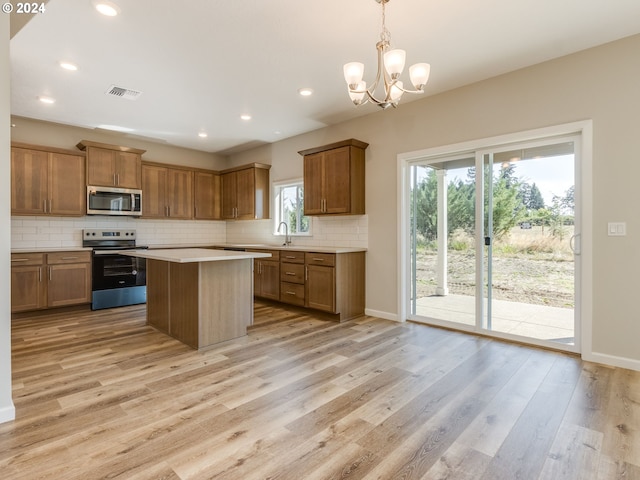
[299,139,368,216]
[11,253,45,312]
[142,163,193,219]
[11,251,91,313]
[279,250,305,307]
[11,144,86,216]
[305,253,336,313]
[77,140,145,189]
[46,253,92,308]
[252,250,280,301]
[221,164,270,220]
[194,171,221,220]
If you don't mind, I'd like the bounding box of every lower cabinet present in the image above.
[11,251,92,313]
[280,250,305,307]
[253,250,280,301]
[266,249,366,322]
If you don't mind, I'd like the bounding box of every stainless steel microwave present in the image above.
[87,186,142,216]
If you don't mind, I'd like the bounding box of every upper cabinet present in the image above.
[77,140,145,189]
[11,143,86,216]
[298,139,368,216]
[221,164,270,220]
[142,163,194,220]
[194,170,221,220]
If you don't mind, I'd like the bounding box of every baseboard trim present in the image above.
[0,403,15,424]
[582,351,640,372]
[364,308,400,322]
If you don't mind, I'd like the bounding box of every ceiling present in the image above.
[10,0,640,155]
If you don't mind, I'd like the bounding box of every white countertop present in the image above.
[120,248,272,263]
[11,247,93,253]
[205,243,367,254]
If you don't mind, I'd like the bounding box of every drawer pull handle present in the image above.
[12,258,30,262]
[284,256,297,259]
[312,258,325,262]
[286,291,297,295]
[61,256,78,260]
[285,272,296,276]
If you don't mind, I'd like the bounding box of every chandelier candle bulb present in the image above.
[342,0,430,109]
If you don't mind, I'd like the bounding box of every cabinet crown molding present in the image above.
[298,139,369,157]
[76,140,146,155]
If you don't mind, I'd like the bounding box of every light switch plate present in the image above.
[608,222,626,236]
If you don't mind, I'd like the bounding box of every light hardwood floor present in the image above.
[1,302,639,479]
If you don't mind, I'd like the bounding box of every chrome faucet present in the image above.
[277,221,291,246]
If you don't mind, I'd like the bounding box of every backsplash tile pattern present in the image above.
[225,215,368,248]
[11,215,367,250]
[11,216,227,249]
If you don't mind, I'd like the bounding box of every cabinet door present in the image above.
[235,168,256,219]
[11,148,49,215]
[194,171,221,219]
[49,152,86,215]
[166,168,193,219]
[305,265,336,312]
[259,260,280,300]
[115,151,142,189]
[11,266,45,312]
[86,147,117,186]
[47,263,91,308]
[142,164,168,218]
[303,153,324,215]
[221,171,237,219]
[323,146,351,214]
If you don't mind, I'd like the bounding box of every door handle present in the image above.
[570,234,581,255]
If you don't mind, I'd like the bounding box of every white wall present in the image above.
[1,15,16,423]
[228,34,640,368]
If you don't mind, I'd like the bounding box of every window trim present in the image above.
[273,178,312,237]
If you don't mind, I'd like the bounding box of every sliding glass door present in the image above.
[408,137,579,351]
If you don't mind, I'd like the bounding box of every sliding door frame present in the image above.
[397,120,593,355]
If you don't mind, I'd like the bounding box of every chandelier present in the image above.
[343,0,430,109]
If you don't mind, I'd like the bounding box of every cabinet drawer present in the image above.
[250,249,280,262]
[47,251,91,265]
[280,263,304,284]
[305,252,336,266]
[280,282,305,306]
[11,253,44,266]
[280,250,305,264]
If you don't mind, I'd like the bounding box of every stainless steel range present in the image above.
[83,228,147,310]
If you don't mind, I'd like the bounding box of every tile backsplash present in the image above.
[11,216,227,249]
[11,215,368,250]
[226,215,368,248]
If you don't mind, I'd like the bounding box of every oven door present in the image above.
[92,252,146,291]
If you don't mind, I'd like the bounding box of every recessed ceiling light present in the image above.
[59,61,78,71]
[274,131,282,135]
[37,96,55,104]
[198,132,208,138]
[298,88,313,97]
[240,114,252,121]
[94,1,120,16]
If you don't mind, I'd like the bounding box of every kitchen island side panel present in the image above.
[199,259,253,346]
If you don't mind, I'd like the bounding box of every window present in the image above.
[274,180,311,236]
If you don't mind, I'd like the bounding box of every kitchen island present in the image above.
[122,248,271,350]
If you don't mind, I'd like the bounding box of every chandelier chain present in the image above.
[380,0,390,45]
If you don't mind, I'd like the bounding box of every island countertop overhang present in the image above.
[120,248,271,263]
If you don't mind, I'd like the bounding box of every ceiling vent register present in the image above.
[105,85,142,100]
